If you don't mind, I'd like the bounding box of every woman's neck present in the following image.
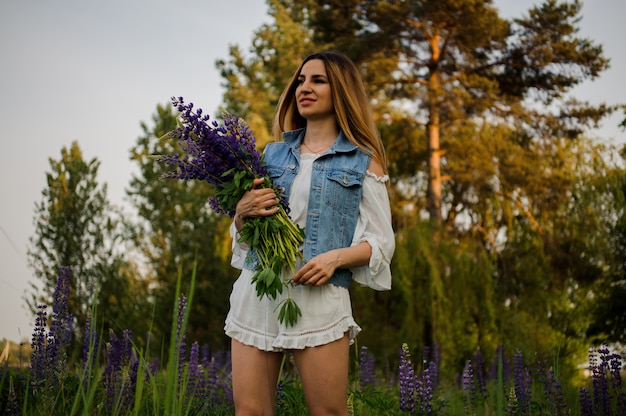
[303,119,339,147]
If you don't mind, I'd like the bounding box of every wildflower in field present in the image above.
[463,359,476,414]
[359,345,376,388]
[158,97,305,326]
[30,305,48,391]
[102,328,137,413]
[50,266,73,352]
[399,343,416,413]
[187,341,201,401]
[587,345,626,415]
[418,359,437,415]
[473,348,487,399]
[513,351,531,415]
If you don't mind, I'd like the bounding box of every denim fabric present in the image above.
[244,128,371,288]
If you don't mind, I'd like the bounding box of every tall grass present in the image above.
[0,266,624,415]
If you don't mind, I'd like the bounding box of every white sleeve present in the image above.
[350,172,395,291]
[229,221,248,269]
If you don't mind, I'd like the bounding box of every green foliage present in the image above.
[585,166,626,343]
[26,141,140,354]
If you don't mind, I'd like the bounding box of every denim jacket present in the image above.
[244,128,371,288]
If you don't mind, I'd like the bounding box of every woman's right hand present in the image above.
[234,178,280,230]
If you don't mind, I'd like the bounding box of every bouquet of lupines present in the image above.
[158,97,305,326]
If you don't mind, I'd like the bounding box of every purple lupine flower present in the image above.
[199,344,213,406]
[462,359,476,410]
[51,266,73,351]
[430,344,441,391]
[513,351,532,415]
[276,381,286,411]
[29,305,48,392]
[609,352,626,415]
[359,346,376,389]
[579,387,593,416]
[473,348,487,399]
[592,346,611,415]
[608,351,622,388]
[102,329,137,413]
[417,360,436,415]
[535,358,568,416]
[188,341,201,401]
[607,349,625,414]
[159,97,267,217]
[399,343,416,413]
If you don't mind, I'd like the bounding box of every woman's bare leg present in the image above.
[231,339,283,416]
[292,334,350,416]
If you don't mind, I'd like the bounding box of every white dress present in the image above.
[224,153,395,351]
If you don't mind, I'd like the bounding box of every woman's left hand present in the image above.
[291,251,340,287]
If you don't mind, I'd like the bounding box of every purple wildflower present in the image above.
[276,381,286,410]
[359,345,376,389]
[579,387,593,416]
[187,341,201,401]
[102,329,137,413]
[462,359,476,413]
[535,358,568,415]
[513,351,532,415]
[591,346,611,415]
[473,348,487,399]
[399,343,416,413]
[418,360,437,415]
[609,352,626,415]
[587,345,626,415]
[51,266,73,351]
[29,305,48,392]
[159,97,267,217]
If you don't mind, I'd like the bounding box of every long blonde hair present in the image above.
[272,51,388,174]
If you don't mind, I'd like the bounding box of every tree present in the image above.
[585,161,626,344]
[127,104,236,354]
[309,0,615,227]
[216,0,318,146]
[27,142,136,346]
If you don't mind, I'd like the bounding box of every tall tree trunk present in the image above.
[427,33,443,225]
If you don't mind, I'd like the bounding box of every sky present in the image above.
[1,0,624,343]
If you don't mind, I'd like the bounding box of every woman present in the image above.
[224,50,395,416]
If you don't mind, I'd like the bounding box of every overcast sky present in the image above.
[1,0,624,343]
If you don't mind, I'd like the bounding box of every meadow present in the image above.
[0,267,624,415]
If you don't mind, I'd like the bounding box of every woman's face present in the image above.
[295,59,334,122]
